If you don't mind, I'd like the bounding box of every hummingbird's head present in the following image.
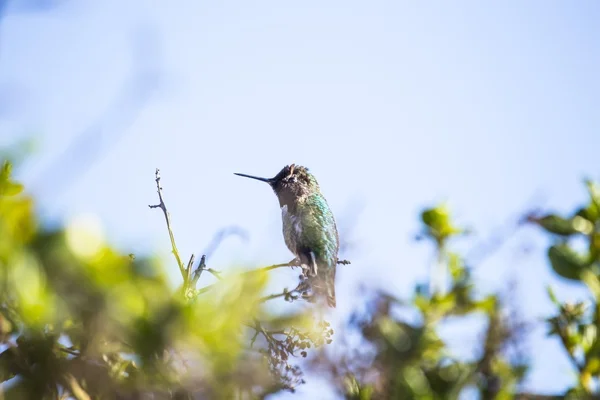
[234,164,318,205]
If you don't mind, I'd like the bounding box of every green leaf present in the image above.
[413,293,430,313]
[529,214,592,236]
[473,296,497,313]
[580,324,597,354]
[585,357,600,375]
[421,205,463,243]
[0,160,25,196]
[448,253,466,282]
[546,285,560,306]
[581,269,600,299]
[547,244,591,281]
[0,160,11,181]
[585,179,600,209]
[1,181,24,196]
[575,206,600,224]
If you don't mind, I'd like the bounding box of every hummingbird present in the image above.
[234,164,339,308]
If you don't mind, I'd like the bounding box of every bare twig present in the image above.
[260,280,310,303]
[260,292,287,303]
[191,255,208,287]
[193,264,222,281]
[204,268,222,280]
[185,254,195,286]
[59,347,80,357]
[149,169,186,279]
[250,328,260,348]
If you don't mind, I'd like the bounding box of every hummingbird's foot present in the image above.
[288,257,312,278]
[287,258,302,268]
[296,280,315,302]
[299,268,313,280]
[296,279,310,292]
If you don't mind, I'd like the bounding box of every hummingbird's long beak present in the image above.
[234,172,273,183]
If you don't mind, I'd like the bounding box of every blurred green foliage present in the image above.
[2,152,600,399]
[313,184,600,399]
[529,180,600,398]
[315,205,529,400]
[0,158,331,399]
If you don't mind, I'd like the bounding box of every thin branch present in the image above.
[193,259,351,299]
[260,280,309,303]
[246,320,286,348]
[246,259,351,275]
[193,264,222,281]
[204,268,222,280]
[185,254,195,287]
[149,169,186,279]
[245,263,297,274]
[260,292,288,303]
[250,328,260,348]
[59,347,80,357]
[61,373,91,400]
[249,319,278,348]
[191,255,207,287]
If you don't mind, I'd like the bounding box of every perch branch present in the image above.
[193,259,351,299]
[149,169,186,280]
[247,259,351,275]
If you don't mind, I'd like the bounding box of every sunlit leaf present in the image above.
[529,214,592,236]
[585,179,600,210]
[581,269,600,299]
[546,285,560,306]
[421,205,464,244]
[580,324,597,354]
[547,244,591,281]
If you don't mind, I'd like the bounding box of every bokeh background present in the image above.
[1,1,599,398]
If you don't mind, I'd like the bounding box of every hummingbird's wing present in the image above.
[295,193,339,307]
[297,193,339,266]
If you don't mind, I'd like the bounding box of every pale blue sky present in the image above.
[1,1,599,397]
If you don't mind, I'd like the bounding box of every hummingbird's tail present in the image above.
[311,275,336,308]
[326,284,336,308]
[300,252,337,308]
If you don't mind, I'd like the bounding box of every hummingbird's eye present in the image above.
[289,176,298,183]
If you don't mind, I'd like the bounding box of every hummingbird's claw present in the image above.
[288,257,301,267]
